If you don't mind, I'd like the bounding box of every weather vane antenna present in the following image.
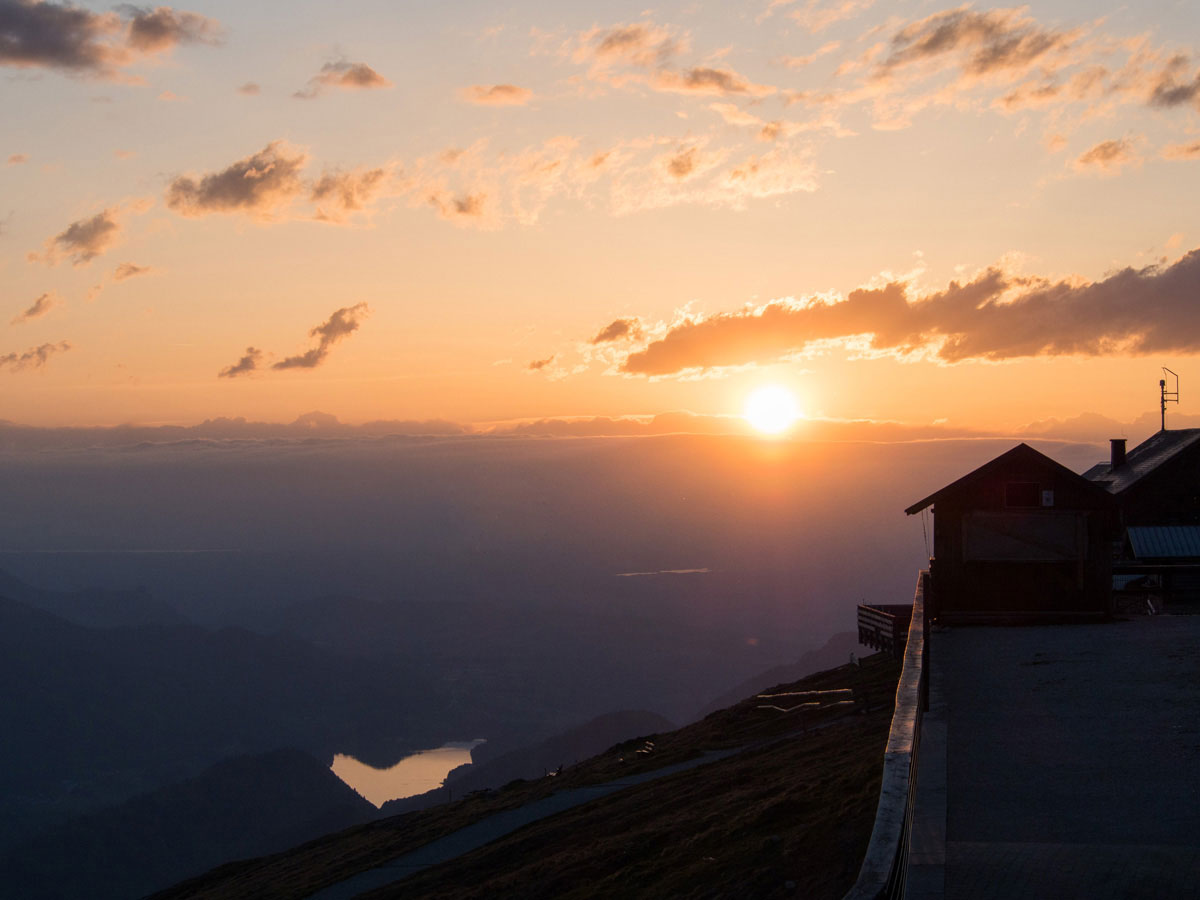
[1160,367,1179,431]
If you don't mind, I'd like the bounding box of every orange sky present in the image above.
[2,1,1199,431]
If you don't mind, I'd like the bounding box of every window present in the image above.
[1005,481,1040,508]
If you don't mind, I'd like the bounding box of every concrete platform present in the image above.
[911,616,1200,899]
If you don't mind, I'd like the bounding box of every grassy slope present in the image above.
[153,653,900,900]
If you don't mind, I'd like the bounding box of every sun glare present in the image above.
[744,385,802,435]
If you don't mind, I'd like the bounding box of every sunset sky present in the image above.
[3,0,1199,431]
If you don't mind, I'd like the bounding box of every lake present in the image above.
[331,740,487,807]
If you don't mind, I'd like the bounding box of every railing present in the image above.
[843,570,929,900]
[858,603,915,658]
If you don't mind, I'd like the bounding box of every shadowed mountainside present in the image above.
[0,748,376,900]
[150,653,900,900]
[380,710,677,817]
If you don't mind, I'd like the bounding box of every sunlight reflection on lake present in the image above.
[331,740,486,807]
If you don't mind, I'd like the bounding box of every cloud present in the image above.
[11,292,56,324]
[654,66,775,97]
[427,191,489,224]
[1073,137,1140,174]
[0,0,221,78]
[876,8,1080,81]
[614,248,1200,376]
[7,153,28,165]
[217,346,261,378]
[1146,54,1200,110]
[788,0,874,33]
[665,146,699,179]
[0,340,70,372]
[573,22,683,77]
[165,141,307,218]
[1162,140,1200,160]
[295,59,390,98]
[237,81,259,95]
[310,167,388,222]
[121,5,222,53]
[591,317,644,344]
[272,303,369,370]
[460,83,532,106]
[527,354,555,371]
[37,207,121,265]
[112,261,150,280]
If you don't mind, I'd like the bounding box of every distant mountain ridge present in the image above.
[0,568,187,628]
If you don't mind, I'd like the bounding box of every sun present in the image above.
[744,385,802,435]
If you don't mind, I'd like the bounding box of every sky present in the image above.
[2,0,1199,431]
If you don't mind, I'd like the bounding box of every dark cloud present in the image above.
[273,303,369,370]
[166,141,307,218]
[112,261,150,280]
[295,60,390,99]
[120,5,222,52]
[0,0,221,77]
[586,23,681,68]
[40,207,120,265]
[0,340,70,371]
[877,8,1076,80]
[655,66,774,97]
[618,248,1200,376]
[528,355,555,371]
[1147,55,1200,110]
[310,167,387,222]
[461,83,532,105]
[10,292,56,324]
[217,346,261,378]
[590,317,643,344]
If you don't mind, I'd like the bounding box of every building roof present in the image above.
[904,442,1112,516]
[1082,428,1200,495]
[1126,525,1200,559]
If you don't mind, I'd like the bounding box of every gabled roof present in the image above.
[905,442,1112,516]
[1083,428,1200,495]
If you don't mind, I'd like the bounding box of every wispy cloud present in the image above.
[602,248,1200,377]
[1162,140,1200,160]
[217,346,261,378]
[295,59,390,99]
[34,207,124,266]
[1073,137,1141,174]
[273,303,370,370]
[112,261,151,281]
[7,153,29,165]
[166,141,307,218]
[0,0,222,79]
[10,292,57,324]
[590,317,644,344]
[1,340,70,372]
[460,83,532,105]
[310,167,389,222]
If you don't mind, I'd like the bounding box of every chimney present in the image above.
[1110,438,1127,470]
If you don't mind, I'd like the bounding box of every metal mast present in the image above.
[1161,367,1179,431]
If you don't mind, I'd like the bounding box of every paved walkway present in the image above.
[910,617,1200,899]
[306,740,776,899]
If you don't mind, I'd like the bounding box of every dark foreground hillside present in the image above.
[154,652,900,900]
